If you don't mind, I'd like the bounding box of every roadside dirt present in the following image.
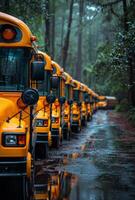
[109,111,135,133]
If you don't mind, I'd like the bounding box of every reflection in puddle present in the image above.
[34,111,135,200]
[34,170,78,200]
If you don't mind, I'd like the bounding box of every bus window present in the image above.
[83,92,89,102]
[73,90,79,101]
[65,85,70,100]
[0,48,31,91]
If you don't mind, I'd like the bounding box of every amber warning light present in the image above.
[2,27,16,40]
[31,35,37,42]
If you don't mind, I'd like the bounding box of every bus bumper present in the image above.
[0,157,26,177]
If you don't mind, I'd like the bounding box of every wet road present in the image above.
[34,110,135,200]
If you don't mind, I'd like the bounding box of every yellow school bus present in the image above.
[87,88,94,120]
[106,96,118,109]
[62,72,73,140]
[97,95,107,109]
[0,12,45,198]
[84,85,92,122]
[91,91,99,113]
[35,51,55,159]
[71,80,82,132]
[51,61,66,148]
[80,83,89,126]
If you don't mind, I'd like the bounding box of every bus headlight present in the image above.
[51,117,59,123]
[5,135,17,145]
[36,119,48,127]
[3,133,26,147]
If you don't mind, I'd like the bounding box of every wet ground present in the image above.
[34,110,135,200]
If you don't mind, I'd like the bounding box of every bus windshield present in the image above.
[65,85,69,100]
[0,48,31,91]
[73,90,79,101]
[52,77,60,98]
[83,92,90,102]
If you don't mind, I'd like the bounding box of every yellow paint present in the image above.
[51,61,63,77]
[0,12,35,47]
[0,12,38,180]
[26,152,31,178]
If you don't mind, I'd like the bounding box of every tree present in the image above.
[61,0,74,70]
[44,0,51,53]
[75,0,84,81]
[50,0,56,58]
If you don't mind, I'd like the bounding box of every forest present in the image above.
[0,0,135,122]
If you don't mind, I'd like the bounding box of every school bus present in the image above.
[51,61,66,148]
[97,95,107,109]
[62,72,73,140]
[0,12,45,198]
[81,83,89,126]
[35,51,56,159]
[106,96,118,109]
[71,80,82,132]
[91,91,99,112]
[50,171,72,200]
[86,87,93,121]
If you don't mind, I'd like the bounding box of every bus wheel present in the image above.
[73,126,79,133]
[63,130,68,140]
[68,129,71,140]
[87,115,90,122]
[52,137,60,149]
[35,143,48,160]
[14,176,33,200]
[84,120,87,126]
[23,177,30,200]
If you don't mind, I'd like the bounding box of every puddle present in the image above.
[34,169,78,200]
[34,111,135,200]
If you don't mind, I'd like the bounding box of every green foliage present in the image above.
[90,19,135,101]
[127,107,135,123]
[0,0,135,109]
[115,99,129,112]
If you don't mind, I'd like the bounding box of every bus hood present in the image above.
[0,98,16,124]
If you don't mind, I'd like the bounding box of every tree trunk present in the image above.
[122,0,134,106]
[4,0,10,12]
[122,0,128,31]
[128,55,135,106]
[60,15,65,53]
[75,0,84,81]
[61,0,74,70]
[132,56,135,106]
[58,15,65,63]
[50,0,55,58]
[44,0,51,53]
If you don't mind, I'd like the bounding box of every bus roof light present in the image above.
[2,27,16,40]
[31,35,37,42]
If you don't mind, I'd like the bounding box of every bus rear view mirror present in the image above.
[21,88,39,106]
[46,94,56,104]
[31,61,44,81]
[68,99,73,105]
[59,96,66,105]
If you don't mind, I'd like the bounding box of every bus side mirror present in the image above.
[68,99,73,105]
[51,76,59,89]
[90,100,94,104]
[31,61,44,81]
[21,88,39,106]
[59,96,66,105]
[85,99,89,103]
[77,101,81,107]
[46,94,56,104]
